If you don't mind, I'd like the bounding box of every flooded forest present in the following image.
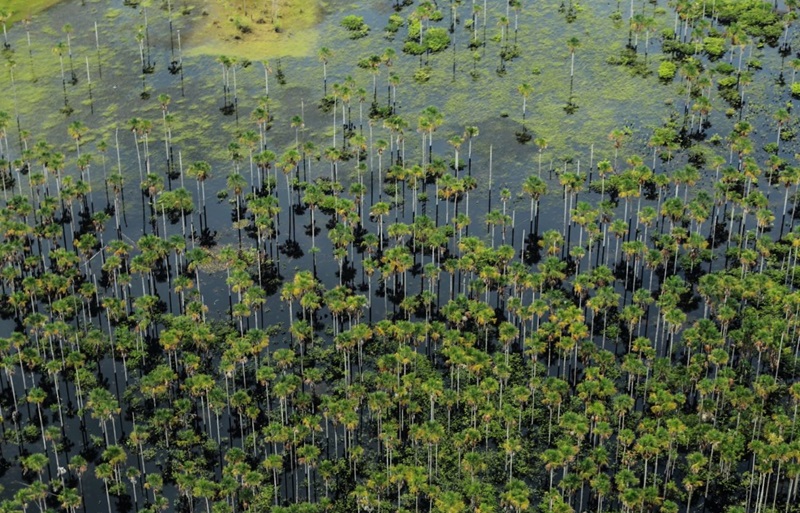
[1,1,800,513]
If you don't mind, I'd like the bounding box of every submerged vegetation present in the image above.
[1,1,800,513]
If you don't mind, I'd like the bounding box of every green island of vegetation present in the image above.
[185,0,322,59]
[2,1,800,513]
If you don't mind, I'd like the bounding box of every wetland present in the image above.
[2,1,800,513]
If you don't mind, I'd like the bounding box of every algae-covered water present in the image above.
[0,0,681,196]
[4,0,790,219]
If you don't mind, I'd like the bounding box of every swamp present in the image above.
[2,0,800,512]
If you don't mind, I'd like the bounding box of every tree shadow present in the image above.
[278,238,304,259]
[198,227,218,248]
[515,124,533,144]
[523,233,541,265]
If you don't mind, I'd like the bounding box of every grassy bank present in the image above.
[2,0,62,25]
[185,0,321,59]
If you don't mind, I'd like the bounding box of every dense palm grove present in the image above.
[2,0,800,512]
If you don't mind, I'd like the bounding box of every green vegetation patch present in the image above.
[1,0,63,26]
[185,0,321,59]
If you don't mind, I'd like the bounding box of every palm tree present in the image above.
[371,201,391,251]
[27,387,48,448]
[774,108,791,151]
[522,174,547,235]
[58,488,82,513]
[95,462,114,513]
[193,478,218,513]
[319,46,333,94]
[0,8,10,49]
[608,128,630,169]
[501,478,530,512]
[447,134,464,176]
[433,490,466,513]
[67,120,87,156]
[297,443,321,500]
[253,59,269,99]
[186,247,211,297]
[186,160,211,216]
[567,36,580,78]
[518,82,534,120]
[21,452,49,482]
[216,54,236,111]
[52,41,69,107]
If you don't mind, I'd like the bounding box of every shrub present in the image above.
[718,78,742,109]
[413,66,432,83]
[384,14,404,37]
[714,62,736,75]
[340,15,369,38]
[341,15,366,31]
[703,37,726,59]
[234,17,252,34]
[423,27,451,53]
[357,56,381,69]
[792,83,800,98]
[403,41,427,55]
[662,39,694,59]
[386,14,403,32]
[350,28,369,39]
[658,60,677,81]
[746,58,762,70]
[407,19,421,41]
[717,76,738,89]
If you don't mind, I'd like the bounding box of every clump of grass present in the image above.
[413,66,432,84]
[384,14,403,39]
[233,17,252,35]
